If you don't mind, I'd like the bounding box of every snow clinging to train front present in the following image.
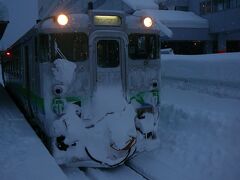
[50,59,141,166]
[52,58,77,86]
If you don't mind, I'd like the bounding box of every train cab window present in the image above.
[97,40,119,68]
[39,34,50,62]
[128,34,159,60]
[51,33,88,62]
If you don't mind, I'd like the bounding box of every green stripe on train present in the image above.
[17,86,45,111]
[17,85,84,112]
[130,90,159,105]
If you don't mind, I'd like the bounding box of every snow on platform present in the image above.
[0,85,68,180]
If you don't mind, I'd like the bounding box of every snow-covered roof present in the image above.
[122,0,158,11]
[0,2,9,21]
[156,10,209,29]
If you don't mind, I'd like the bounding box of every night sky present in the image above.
[0,0,38,49]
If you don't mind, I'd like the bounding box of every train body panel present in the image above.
[2,6,165,167]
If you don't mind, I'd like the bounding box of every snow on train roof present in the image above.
[0,2,9,21]
[122,0,158,11]
[150,10,209,29]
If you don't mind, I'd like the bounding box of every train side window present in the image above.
[39,34,50,62]
[51,33,88,62]
[128,34,159,60]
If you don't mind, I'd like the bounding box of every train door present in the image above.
[89,32,128,114]
[93,37,127,94]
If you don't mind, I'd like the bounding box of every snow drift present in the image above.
[161,53,240,99]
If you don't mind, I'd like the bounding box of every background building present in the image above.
[157,0,240,54]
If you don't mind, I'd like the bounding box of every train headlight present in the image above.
[57,14,69,26]
[143,17,153,28]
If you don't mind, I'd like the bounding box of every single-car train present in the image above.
[1,6,161,167]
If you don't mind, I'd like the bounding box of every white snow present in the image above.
[0,85,68,180]
[83,166,146,180]
[62,165,146,180]
[129,86,240,180]
[62,167,89,180]
[122,0,158,11]
[52,84,138,166]
[127,53,240,180]
[162,53,240,83]
[52,58,76,86]
[156,10,209,28]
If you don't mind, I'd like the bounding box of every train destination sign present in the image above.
[94,15,122,26]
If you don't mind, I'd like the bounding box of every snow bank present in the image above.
[162,53,240,83]
[129,86,240,180]
[127,53,240,179]
[161,53,240,99]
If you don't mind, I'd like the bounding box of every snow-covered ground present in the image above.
[63,165,146,180]
[128,86,240,180]
[128,53,240,180]
[0,85,68,180]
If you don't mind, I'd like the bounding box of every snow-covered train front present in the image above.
[1,3,169,167]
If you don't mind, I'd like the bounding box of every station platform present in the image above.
[0,85,68,180]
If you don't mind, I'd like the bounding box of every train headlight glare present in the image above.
[57,14,68,26]
[143,17,153,28]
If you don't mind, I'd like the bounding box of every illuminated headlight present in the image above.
[143,17,153,28]
[57,14,69,26]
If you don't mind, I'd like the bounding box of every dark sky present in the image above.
[0,0,38,49]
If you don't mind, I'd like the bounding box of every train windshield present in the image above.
[97,40,120,68]
[128,34,159,60]
[51,33,88,62]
